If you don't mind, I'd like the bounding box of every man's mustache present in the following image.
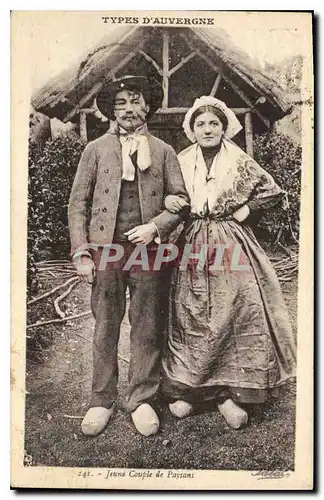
[121,114,135,119]
[120,110,148,120]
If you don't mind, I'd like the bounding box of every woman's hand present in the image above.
[233,205,250,223]
[164,195,189,214]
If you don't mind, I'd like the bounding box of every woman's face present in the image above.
[193,111,224,148]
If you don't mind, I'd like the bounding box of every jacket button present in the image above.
[152,191,156,196]
[102,207,107,212]
[104,169,109,173]
[100,225,104,231]
[105,188,109,193]
[152,172,158,177]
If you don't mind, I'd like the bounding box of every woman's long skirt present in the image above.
[161,219,296,404]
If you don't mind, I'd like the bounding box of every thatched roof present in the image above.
[31,25,292,126]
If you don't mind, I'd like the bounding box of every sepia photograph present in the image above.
[11,10,314,490]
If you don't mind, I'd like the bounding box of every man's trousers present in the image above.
[89,245,168,412]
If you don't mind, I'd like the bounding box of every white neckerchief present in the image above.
[191,146,223,216]
[178,140,237,215]
[117,124,152,181]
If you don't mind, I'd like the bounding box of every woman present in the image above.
[161,96,296,429]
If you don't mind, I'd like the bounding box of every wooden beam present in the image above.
[168,52,197,77]
[79,112,88,142]
[222,75,270,128]
[244,111,254,157]
[194,51,269,127]
[138,50,163,76]
[156,107,188,114]
[162,31,169,108]
[193,49,222,74]
[77,106,251,119]
[63,82,102,123]
[210,72,222,96]
[155,107,251,115]
[231,108,252,115]
[79,107,96,114]
[80,106,109,122]
[178,35,221,73]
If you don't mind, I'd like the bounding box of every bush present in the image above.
[253,131,301,245]
[27,133,86,296]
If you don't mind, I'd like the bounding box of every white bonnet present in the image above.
[182,96,243,143]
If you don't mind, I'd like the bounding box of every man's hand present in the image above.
[73,255,96,284]
[233,205,250,223]
[124,222,157,245]
[164,195,189,214]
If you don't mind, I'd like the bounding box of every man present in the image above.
[68,75,189,437]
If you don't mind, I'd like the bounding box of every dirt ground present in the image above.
[24,273,297,471]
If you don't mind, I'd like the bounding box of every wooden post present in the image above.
[244,112,253,158]
[80,111,88,142]
[162,31,169,108]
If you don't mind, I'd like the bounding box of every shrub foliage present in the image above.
[253,131,301,245]
[27,133,85,296]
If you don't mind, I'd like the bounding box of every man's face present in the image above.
[113,90,150,132]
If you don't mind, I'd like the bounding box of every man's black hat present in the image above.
[95,75,163,119]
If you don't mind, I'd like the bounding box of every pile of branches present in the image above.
[27,260,91,330]
[26,259,130,365]
[269,245,299,282]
